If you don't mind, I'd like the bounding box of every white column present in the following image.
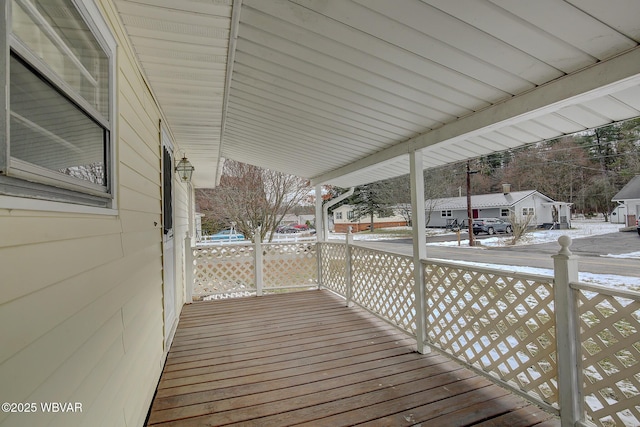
[184,234,194,304]
[315,183,325,242]
[315,184,324,290]
[552,235,582,426]
[345,228,353,307]
[254,228,263,297]
[410,150,429,354]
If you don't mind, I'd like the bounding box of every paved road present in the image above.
[355,231,640,278]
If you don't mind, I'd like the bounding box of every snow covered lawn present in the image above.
[329,220,640,291]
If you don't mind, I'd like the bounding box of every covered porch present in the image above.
[119,2,640,426]
[4,2,640,427]
[145,237,640,426]
[147,290,559,426]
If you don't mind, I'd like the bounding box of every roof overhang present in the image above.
[113,0,640,188]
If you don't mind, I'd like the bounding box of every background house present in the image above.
[279,213,316,227]
[612,175,640,227]
[427,186,571,229]
[332,205,408,232]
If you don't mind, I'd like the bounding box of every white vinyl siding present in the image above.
[0,1,189,426]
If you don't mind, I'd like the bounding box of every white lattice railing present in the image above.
[188,239,318,300]
[191,244,256,299]
[262,242,317,290]
[350,246,416,336]
[188,233,640,425]
[573,282,640,427]
[318,239,558,410]
[318,242,347,296]
[423,260,558,408]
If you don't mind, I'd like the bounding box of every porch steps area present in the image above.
[146,290,559,426]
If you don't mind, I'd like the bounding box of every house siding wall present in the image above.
[0,1,189,426]
[334,220,408,233]
[427,208,509,228]
[426,193,565,228]
[332,205,408,233]
[514,195,552,226]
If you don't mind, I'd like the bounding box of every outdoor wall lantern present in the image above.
[175,154,195,182]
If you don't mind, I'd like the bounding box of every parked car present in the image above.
[637,219,639,236]
[276,225,299,234]
[209,229,245,241]
[472,218,512,235]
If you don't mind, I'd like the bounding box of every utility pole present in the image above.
[466,161,475,247]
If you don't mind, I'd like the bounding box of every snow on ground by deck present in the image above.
[329,220,640,291]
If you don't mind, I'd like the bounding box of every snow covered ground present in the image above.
[329,220,640,291]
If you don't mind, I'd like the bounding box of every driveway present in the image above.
[354,231,640,278]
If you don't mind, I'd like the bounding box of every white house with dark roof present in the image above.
[612,175,640,227]
[427,186,571,229]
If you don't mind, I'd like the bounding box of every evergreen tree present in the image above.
[346,181,395,231]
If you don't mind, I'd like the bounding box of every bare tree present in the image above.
[59,162,105,185]
[196,160,311,242]
[508,212,535,245]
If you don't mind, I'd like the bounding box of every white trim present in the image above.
[73,0,117,53]
[75,0,118,210]
[218,0,242,172]
[9,159,110,197]
[0,195,118,215]
[161,123,178,352]
[3,0,119,210]
[15,0,98,87]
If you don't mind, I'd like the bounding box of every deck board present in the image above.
[146,290,559,426]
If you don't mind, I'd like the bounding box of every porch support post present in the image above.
[410,150,429,354]
[315,184,324,290]
[552,236,582,426]
[255,228,263,297]
[315,184,325,242]
[185,235,194,304]
[345,228,353,307]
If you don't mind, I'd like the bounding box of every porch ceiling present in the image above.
[113,0,640,188]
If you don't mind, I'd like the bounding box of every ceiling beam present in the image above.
[217,0,243,186]
[310,46,640,186]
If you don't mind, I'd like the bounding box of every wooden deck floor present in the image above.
[146,290,559,426]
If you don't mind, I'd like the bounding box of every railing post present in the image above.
[254,228,263,297]
[345,227,353,307]
[410,150,429,354]
[552,235,583,427]
[316,242,323,290]
[185,234,194,304]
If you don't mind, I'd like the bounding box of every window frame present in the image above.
[501,208,510,217]
[0,0,118,210]
[441,210,452,217]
